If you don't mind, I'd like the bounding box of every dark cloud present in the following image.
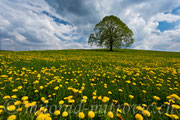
[45,0,102,35]
[45,0,97,18]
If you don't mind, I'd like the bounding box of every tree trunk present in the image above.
[110,38,113,51]
[110,45,113,51]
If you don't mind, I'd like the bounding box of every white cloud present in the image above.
[112,1,180,51]
[152,13,180,22]
[0,0,180,51]
[0,0,85,50]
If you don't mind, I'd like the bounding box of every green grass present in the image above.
[0,49,180,120]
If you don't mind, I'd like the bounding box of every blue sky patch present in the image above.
[157,21,179,32]
[171,6,180,15]
[157,6,180,32]
[42,11,71,25]
[54,33,66,41]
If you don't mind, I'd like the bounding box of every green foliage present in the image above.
[88,15,134,51]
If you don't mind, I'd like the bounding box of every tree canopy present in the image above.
[88,15,134,51]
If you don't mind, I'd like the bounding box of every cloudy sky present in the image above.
[0,0,180,51]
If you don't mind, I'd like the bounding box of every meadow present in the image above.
[0,49,179,120]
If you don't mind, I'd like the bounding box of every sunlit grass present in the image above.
[0,49,179,120]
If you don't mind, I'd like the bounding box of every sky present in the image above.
[0,0,180,51]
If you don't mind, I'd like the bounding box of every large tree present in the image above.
[88,15,134,51]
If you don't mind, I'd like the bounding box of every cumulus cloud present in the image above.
[0,0,180,51]
[0,0,88,50]
[44,0,180,51]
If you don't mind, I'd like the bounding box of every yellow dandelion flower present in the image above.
[54,110,60,116]
[78,112,85,119]
[59,100,64,105]
[88,111,95,119]
[0,109,3,114]
[39,86,43,89]
[0,105,4,109]
[135,114,143,120]
[11,95,17,99]
[170,114,179,119]
[107,111,114,118]
[41,97,45,101]
[172,104,180,109]
[142,110,150,117]
[136,106,143,111]
[129,95,134,99]
[7,115,16,120]
[7,105,16,111]
[22,96,28,101]
[44,100,49,104]
[153,96,160,101]
[81,99,87,103]
[108,91,112,94]
[62,111,68,117]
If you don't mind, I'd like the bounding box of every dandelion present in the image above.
[88,111,95,119]
[142,110,150,117]
[68,99,75,103]
[0,105,4,109]
[1,75,8,78]
[102,96,110,103]
[153,96,160,101]
[92,96,96,100]
[136,106,143,111]
[12,89,18,92]
[7,115,16,120]
[44,100,49,103]
[78,112,85,119]
[59,100,64,105]
[107,111,114,118]
[118,89,123,92]
[135,114,143,120]
[54,110,60,116]
[116,113,123,119]
[36,113,46,120]
[170,114,179,119]
[81,99,87,103]
[0,109,3,114]
[124,103,129,106]
[129,95,134,99]
[142,90,147,93]
[142,104,147,107]
[164,102,170,105]
[171,104,180,109]
[82,96,87,99]
[17,86,22,89]
[62,111,68,117]
[98,96,102,100]
[41,97,45,101]
[7,105,16,111]
[54,86,59,90]
[35,90,39,92]
[14,101,21,105]
[39,86,43,89]
[117,109,122,113]
[22,96,28,101]
[108,91,112,94]
[3,96,10,99]
[17,108,22,112]
[11,95,17,98]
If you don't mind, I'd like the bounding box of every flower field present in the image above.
[0,49,180,120]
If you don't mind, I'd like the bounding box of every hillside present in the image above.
[0,49,180,120]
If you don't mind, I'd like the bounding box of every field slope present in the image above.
[0,49,180,120]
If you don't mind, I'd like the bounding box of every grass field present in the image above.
[0,49,180,120]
